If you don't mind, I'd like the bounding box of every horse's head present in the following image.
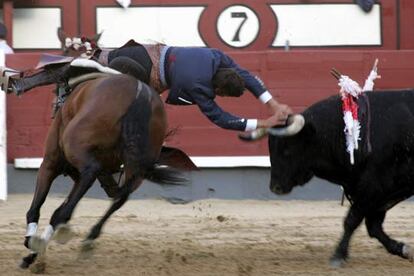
[57,27,102,58]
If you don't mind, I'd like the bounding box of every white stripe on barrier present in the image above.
[14,156,271,169]
[0,49,7,200]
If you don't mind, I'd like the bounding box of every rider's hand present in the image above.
[266,101,292,126]
[257,111,291,129]
[256,100,293,129]
[274,103,292,124]
[266,99,292,122]
[265,113,287,127]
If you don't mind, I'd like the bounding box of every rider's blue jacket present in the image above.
[162,47,270,131]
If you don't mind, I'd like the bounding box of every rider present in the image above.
[7,41,292,131]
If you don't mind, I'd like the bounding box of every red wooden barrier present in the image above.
[5,50,414,162]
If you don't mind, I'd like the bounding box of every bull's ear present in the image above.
[159,146,199,171]
[57,27,67,44]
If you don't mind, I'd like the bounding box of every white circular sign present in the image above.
[217,5,260,48]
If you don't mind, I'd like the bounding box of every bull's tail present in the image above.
[121,82,187,186]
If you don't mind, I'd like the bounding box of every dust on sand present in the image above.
[0,194,413,275]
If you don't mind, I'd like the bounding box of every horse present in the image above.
[19,73,196,270]
[15,32,197,270]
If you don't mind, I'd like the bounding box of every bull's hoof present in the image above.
[79,239,95,259]
[54,224,74,244]
[29,260,46,274]
[403,245,414,262]
[29,236,47,255]
[329,257,346,268]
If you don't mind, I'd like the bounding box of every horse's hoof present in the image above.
[79,239,95,259]
[29,236,47,254]
[403,245,414,262]
[19,259,30,269]
[329,257,346,268]
[29,260,46,274]
[20,252,38,269]
[54,224,74,244]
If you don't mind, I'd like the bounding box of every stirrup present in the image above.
[0,66,21,93]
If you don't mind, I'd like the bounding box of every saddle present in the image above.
[52,58,122,117]
[52,71,115,117]
[50,55,149,117]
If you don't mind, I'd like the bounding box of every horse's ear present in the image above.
[91,31,103,43]
[158,146,199,171]
[57,27,67,44]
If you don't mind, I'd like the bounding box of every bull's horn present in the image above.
[267,114,305,137]
[238,128,267,141]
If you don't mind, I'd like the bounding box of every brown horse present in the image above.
[19,73,196,270]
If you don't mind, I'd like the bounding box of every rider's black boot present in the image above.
[9,63,71,96]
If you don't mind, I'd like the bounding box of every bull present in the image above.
[241,89,414,266]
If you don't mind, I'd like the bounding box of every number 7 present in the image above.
[231,12,248,42]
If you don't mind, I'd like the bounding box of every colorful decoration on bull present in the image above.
[331,59,380,164]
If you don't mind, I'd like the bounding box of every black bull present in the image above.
[248,89,414,266]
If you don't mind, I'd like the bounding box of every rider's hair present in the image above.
[212,68,245,97]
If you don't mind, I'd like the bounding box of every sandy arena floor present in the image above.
[0,194,413,275]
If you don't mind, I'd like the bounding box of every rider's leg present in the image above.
[108,56,150,83]
[9,63,71,95]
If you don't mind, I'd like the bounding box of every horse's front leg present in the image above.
[330,203,364,267]
[20,160,60,269]
[365,210,413,261]
[29,160,100,255]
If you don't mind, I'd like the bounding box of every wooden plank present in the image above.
[0,51,7,200]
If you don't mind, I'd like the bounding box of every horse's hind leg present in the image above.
[97,172,121,198]
[82,176,142,255]
[365,210,413,261]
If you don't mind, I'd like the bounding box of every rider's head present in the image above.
[213,68,245,97]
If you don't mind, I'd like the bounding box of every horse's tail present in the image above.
[121,82,186,186]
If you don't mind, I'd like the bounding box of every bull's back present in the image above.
[305,88,414,168]
[367,89,414,113]
[305,88,414,133]
[367,89,414,151]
